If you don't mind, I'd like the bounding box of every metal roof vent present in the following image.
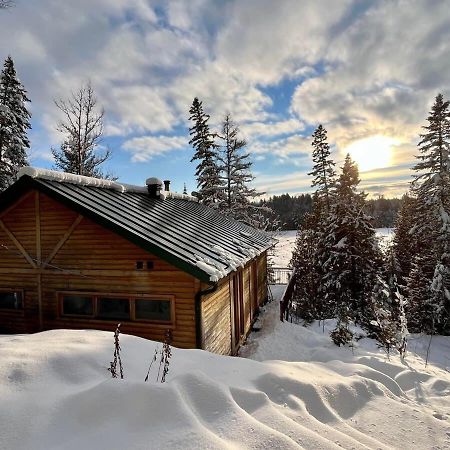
[146,177,163,199]
[163,180,170,192]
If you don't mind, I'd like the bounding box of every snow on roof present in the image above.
[17,167,198,202]
[18,166,126,192]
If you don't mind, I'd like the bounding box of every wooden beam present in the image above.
[35,193,43,330]
[0,190,34,219]
[35,192,41,266]
[43,215,83,267]
[0,219,37,268]
[37,272,43,330]
[0,267,193,278]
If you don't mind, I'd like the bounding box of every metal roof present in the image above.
[0,175,273,283]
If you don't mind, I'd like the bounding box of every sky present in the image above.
[1,0,450,197]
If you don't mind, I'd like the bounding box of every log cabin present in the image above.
[0,168,273,355]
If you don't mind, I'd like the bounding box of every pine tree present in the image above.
[324,154,382,328]
[308,124,336,213]
[290,125,337,322]
[290,212,321,323]
[52,82,111,178]
[392,194,417,292]
[0,56,30,191]
[217,113,268,227]
[369,275,399,356]
[188,97,222,207]
[407,252,436,332]
[408,93,450,333]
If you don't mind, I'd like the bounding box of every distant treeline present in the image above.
[260,194,401,230]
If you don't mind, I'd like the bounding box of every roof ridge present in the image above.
[17,167,198,201]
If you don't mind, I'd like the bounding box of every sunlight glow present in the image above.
[345,135,398,172]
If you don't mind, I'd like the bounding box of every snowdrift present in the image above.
[1,314,450,450]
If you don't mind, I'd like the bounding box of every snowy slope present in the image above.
[271,228,394,267]
[1,317,450,449]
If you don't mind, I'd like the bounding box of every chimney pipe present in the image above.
[146,177,163,199]
[163,180,170,192]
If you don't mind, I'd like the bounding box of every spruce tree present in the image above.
[308,124,336,213]
[188,98,222,206]
[408,93,450,333]
[0,56,30,191]
[52,82,111,178]
[392,194,417,292]
[368,275,398,355]
[290,212,321,323]
[324,154,382,327]
[291,125,336,322]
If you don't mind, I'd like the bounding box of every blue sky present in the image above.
[2,0,450,197]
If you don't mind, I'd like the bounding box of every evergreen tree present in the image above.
[291,126,337,322]
[407,252,436,332]
[408,93,450,333]
[392,194,417,292]
[188,97,222,206]
[290,212,321,323]
[308,124,336,213]
[0,56,30,191]
[323,154,382,327]
[52,82,111,178]
[369,275,401,356]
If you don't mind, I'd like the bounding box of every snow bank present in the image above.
[1,324,449,450]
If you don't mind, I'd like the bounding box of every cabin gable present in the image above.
[0,190,198,348]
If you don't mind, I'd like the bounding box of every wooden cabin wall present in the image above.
[0,191,198,348]
[201,277,232,355]
[201,251,268,355]
[257,252,268,306]
[0,193,39,333]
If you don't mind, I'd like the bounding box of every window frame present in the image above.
[0,288,25,313]
[58,291,175,326]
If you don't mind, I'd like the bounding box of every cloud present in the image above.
[290,0,450,170]
[249,134,311,160]
[122,135,187,162]
[2,0,449,197]
[240,118,304,141]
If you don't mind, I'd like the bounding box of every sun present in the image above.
[345,135,397,172]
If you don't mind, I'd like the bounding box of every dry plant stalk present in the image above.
[108,324,124,379]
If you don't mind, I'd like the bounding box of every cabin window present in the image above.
[58,292,173,324]
[97,297,130,320]
[135,299,171,321]
[0,291,23,310]
[62,295,94,316]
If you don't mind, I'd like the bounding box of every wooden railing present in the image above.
[268,267,293,285]
[279,269,296,322]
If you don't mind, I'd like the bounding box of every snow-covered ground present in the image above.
[270,230,297,267]
[1,228,450,450]
[271,228,395,267]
